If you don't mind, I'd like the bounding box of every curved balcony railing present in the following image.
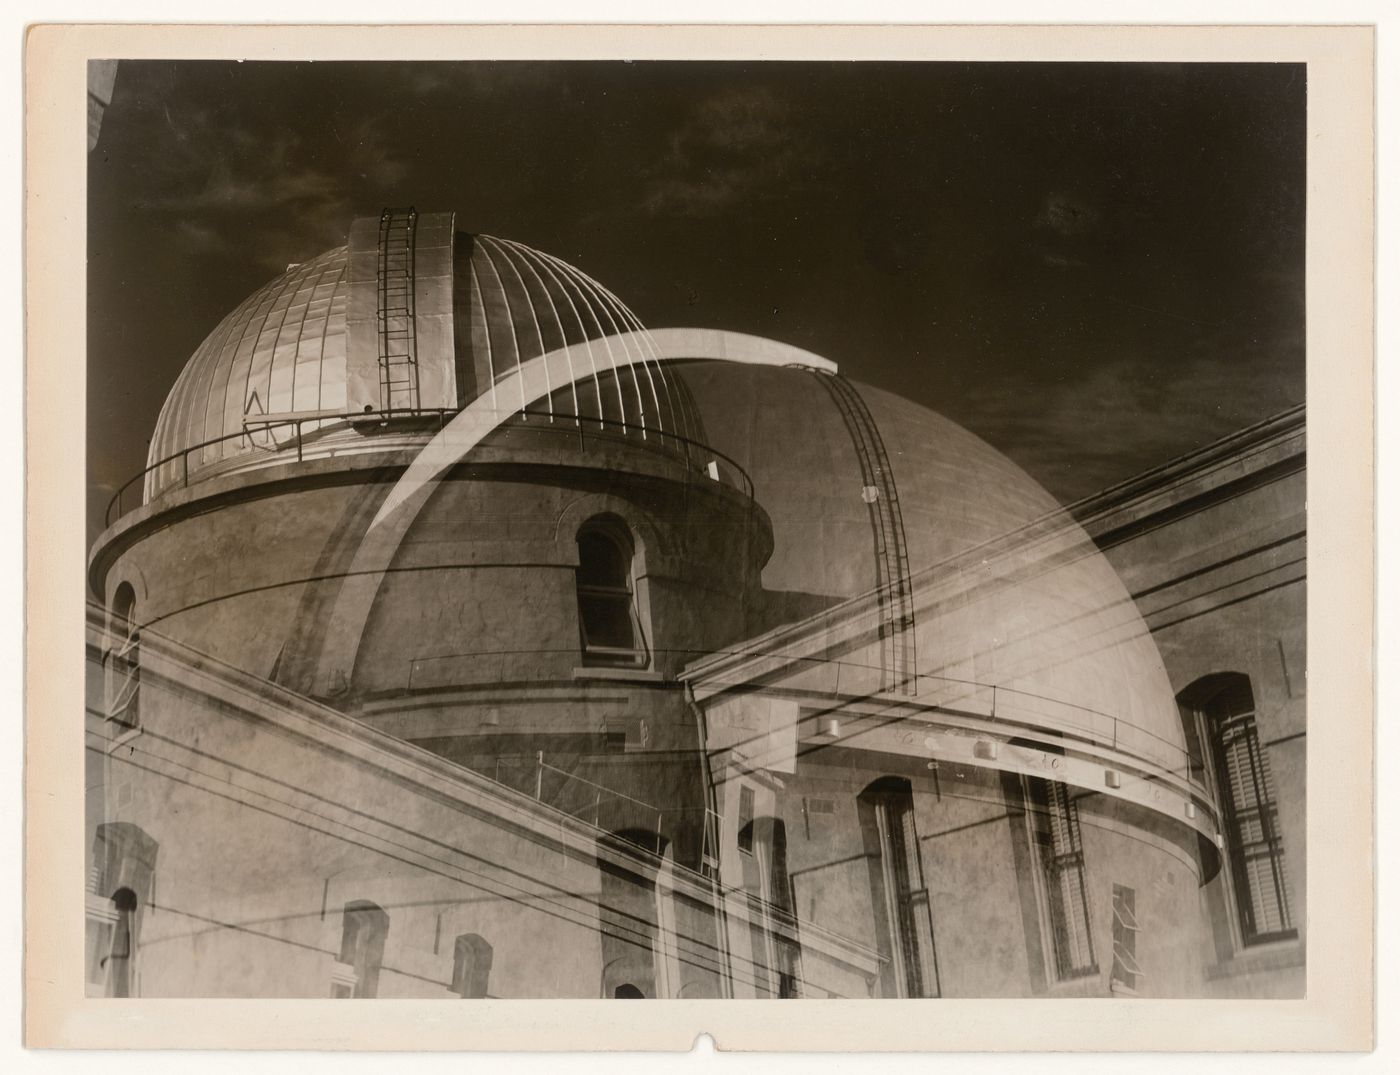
[105,407,755,528]
[361,643,1202,795]
[685,648,1203,793]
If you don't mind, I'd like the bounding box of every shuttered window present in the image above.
[1209,684,1295,945]
[1026,778,1097,979]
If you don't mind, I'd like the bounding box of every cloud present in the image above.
[643,87,815,217]
[126,88,411,272]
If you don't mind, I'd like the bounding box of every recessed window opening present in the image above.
[1025,778,1098,980]
[87,823,157,997]
[336,900,390,998]
[857,777,939,998]
[1182,674,1296,947]
[104,887,139,998]
[1110,884,1141,994]
[108,582,140,729]
[450,933,493,998]
[597,832,668,999]
[740,816,802,998]
[576,518,645,667]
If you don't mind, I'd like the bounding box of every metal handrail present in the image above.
[105,408,455,526]
[485,750,717,856]
[513,407,754,499]
[380,641,1202,790]
[681,649,1204,787]
[105,406,756,527]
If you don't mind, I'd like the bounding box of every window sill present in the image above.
[572,666,667,684]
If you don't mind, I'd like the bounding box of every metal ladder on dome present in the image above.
[377,207,420,413]
[817,373,918,695]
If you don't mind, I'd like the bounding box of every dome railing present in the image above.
[106,407,755,527]
[361,642,1202,796]
[107,408,452,525]
[676,649,1205,795]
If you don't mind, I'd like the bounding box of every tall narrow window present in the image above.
[336,900,390,998]
[1177,700,1208,787]
[105,887,139,998]
[1110,884,1141,994]
[1184,675,1296,946]
[857,777,938,998]
[86,822,157,997]
[575,518,644,666]
[739,816,802,998]
[1025,778,1097,979]
[108,582,139,730]
[597,831,663,998]
[451,933,493,998]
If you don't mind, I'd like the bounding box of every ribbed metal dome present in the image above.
[147,245,350,494]
[145,214,697,501]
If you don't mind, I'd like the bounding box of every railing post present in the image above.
[535,750,544,800]
[182,451,189,488]
[296,419,303,462]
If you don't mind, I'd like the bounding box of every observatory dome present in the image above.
[128,207,1188,792]
[677,362,1188,777]
[145,211,686,499]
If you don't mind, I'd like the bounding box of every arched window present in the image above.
[335,900,390,998]
[108,582,140,730]
[857,777,938,997]
[104,887,139,998]
[1180,674,1295,946]
[575,518,644,666]
[451,933,493,999]
[86,822,157,997]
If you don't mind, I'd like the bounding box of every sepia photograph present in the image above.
[23,21,1376,1053]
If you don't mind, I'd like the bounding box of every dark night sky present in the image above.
[87,60,1305,543]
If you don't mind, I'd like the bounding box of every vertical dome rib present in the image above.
[501,239,605,428]
[488,238,581,423]
[555,253,667,429]
[144,246,350,497]
[472,238,528,414]
[505,239,629,428]
[565,256,653,434]
[477,235,556,421]
[465,257,497,409]
[530,244,690,444]
[521,243,643,433]
[142,219,663,504]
